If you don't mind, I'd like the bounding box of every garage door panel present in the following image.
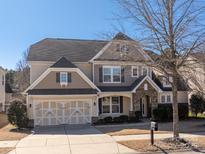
[34,100,92,126]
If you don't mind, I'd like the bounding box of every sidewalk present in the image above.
[0,140,19,148]
[112,132,205,142]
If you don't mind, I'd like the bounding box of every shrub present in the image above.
[103,116,112,123]
[128,116,137,122]
[119,115,129,122]
[7,101,29,129]
[94,119,104,125]
[113,117,121,123]
[135,111,141,121]
[152,103,188,122]
[190,94,205,116]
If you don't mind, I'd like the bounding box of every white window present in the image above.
[60,72,67,85]
[161,95,165,103]
[161,94,172,103]
[103,66,121,83]
[167,95,171,103]
[142,67,148,76]
[132,66,138,77]
[102,96,120,114]
[144,83,148,90]
[112,97,120,113]
[102,97,110,113]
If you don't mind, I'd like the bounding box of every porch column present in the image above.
[96,96,99,116]
[130,95,133,111]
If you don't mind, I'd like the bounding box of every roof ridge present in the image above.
[44,38,109,42]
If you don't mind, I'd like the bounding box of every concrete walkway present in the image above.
[0,140,18,148]
[7,125,137,154]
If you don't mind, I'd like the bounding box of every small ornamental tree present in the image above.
[190,94,205,116]
[7,100,29,129]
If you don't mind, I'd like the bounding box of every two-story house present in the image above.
[25,33,189,126]
[0,67,5,112]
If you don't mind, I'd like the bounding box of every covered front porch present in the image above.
[97,92,133,118]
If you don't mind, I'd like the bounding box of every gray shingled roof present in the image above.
[98,75,147,92]
[51,57,77,68]
[27,89,98,95]
[28,38,108,62]
[112,32,134,41]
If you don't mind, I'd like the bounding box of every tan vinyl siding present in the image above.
[34,71,92,89]
[30,62,54,83]
[74,62,92,80]
[123,97,130,115]
[177,91,188,103]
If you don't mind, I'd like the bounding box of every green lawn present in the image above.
[189,112,205,118]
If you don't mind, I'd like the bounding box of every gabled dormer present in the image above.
[91,33,153,87]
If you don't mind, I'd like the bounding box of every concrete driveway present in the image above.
[8,125,136,154]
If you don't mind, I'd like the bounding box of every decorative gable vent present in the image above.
[116,44,129,52]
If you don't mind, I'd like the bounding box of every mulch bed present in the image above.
[0,124,31,141]
[118,137,205,153]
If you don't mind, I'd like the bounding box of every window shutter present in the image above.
[121,67,125,82]
[99,98,102,114]
[67,72,71,83]
[99,67,103,82]
[56,72,60,83]
[120,96,123,113]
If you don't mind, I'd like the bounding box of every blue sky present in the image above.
[0,0,131,69]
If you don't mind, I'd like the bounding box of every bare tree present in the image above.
[117,0,205,139]
[15,50,30,92]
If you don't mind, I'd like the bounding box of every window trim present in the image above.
[103,66,121,83]
[161,95,166,103]
[131,66,138,77]
[60,72,68,85]
[166,95,171,103]
[161,94,172,103]
[102,96,120,114]
[144,83,148,90]
[141,66,148,76]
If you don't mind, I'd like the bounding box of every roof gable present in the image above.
[51,57,77,68]
[112,32,134,41]
[93,39,150,62]
[132,76,162,92]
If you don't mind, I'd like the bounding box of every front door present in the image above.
[142,97,147,117]
[141,95,151,118]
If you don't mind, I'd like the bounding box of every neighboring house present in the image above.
[185,52,205,96]
[0,67,5,112]
[25,33,189,126]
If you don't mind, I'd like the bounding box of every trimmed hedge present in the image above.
[119,115,129,122]
[104,116,113,123]
[152,103,188,122]
[95,113,141,125]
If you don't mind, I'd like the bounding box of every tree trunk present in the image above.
[172,75,179,139]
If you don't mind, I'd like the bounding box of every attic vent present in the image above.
[116,44,129,52]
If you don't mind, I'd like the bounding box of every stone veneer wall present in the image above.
[132,80,158,114]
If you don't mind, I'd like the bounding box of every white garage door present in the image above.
[34,100,91,126]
